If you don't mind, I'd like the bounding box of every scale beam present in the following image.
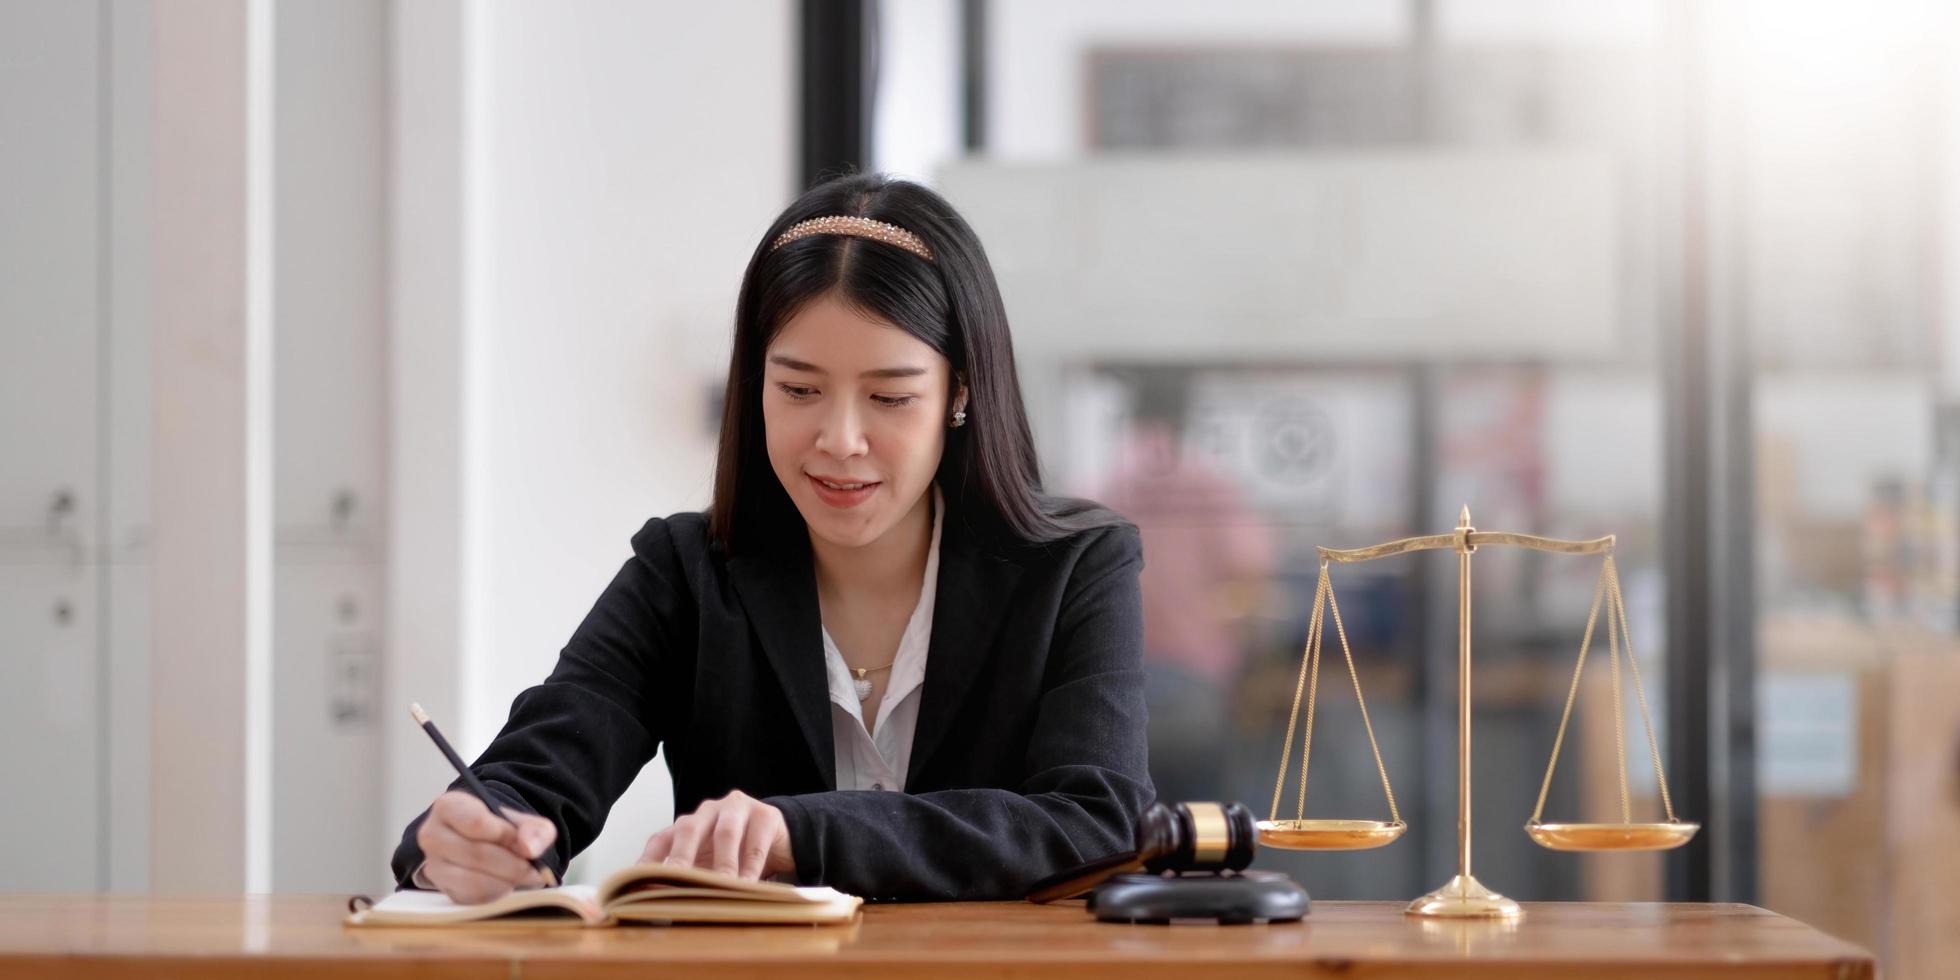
[1318,530,1614,564]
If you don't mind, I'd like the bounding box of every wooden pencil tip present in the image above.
[409,703,429,726]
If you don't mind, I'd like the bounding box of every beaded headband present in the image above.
[769,215,935,262]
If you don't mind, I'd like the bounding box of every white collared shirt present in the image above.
[820,485,942,792]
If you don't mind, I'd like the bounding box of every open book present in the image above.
[344,863,862,927]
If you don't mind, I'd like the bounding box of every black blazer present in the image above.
[391,507,1154,901]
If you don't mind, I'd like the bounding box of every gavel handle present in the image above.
[1025,851,1147,904]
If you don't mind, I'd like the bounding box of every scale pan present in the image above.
[1526,821,1699,851]
[1256,819,1406,851]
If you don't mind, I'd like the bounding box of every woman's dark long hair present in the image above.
[709,173,1112,555]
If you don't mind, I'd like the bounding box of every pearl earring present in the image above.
[951,410,967,428]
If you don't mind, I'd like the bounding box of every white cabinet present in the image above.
[0,0,106,892]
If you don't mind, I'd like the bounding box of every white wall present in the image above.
[872,0,960,183]
[1948,2,1960,400]
[1436,0,1661,45]
[390,0,796,883]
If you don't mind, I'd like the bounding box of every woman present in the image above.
[392,173,1152,903]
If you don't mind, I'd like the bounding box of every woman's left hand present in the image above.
[640,789,796,880]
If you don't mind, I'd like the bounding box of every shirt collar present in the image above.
[820,484,944,727]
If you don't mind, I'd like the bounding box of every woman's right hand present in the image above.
[415,790,558,904]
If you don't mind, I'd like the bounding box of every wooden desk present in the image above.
[0,894,1874,979]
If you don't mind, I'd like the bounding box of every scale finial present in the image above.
[1458,504,1471,526]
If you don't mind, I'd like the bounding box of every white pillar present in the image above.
[385,0,477,841]
[150,0,273,894]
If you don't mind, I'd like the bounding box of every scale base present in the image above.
[1405,874,1522,919]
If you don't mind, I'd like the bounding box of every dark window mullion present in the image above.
[799,0,869,190]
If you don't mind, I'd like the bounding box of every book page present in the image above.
[345,885,604,927]
[608,894,863,925]
[595,862,853,907]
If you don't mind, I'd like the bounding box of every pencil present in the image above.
[409,702,558,888]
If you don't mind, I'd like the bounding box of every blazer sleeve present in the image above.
[389,518,686,887]
[765,524,1153,901]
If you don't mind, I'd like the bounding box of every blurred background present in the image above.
[3,0,1958,973]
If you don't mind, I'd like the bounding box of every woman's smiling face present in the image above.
[762,292,964,550]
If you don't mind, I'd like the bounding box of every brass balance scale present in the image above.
[1258,506,1697,918]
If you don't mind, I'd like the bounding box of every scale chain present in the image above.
[1324,570,1401,825]
[1610,557,1630,823]
[1530,558,1610,825]
[1297,572,1326,820]
[1270,569,1327,822]
[1610,558,1679,823]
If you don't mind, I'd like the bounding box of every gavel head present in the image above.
[1135,801,1256,874]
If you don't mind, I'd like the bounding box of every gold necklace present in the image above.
[849,662,895,701]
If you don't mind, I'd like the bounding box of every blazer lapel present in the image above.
[727,546,836,789]
[907,520,1023,786]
